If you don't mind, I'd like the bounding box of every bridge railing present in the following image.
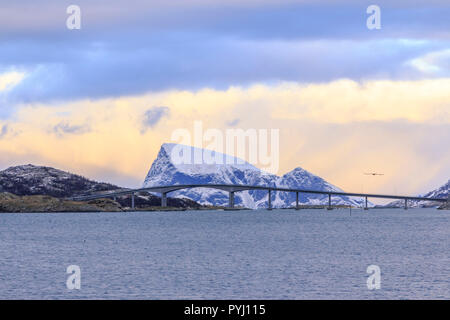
[68,183,448,210]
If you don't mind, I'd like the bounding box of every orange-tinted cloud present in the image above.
[0,78,448,200]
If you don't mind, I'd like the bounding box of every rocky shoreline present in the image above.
[0,192,219,213]
[0,193,122,213]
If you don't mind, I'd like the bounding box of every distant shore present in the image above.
[0,193,207,213]
[1,192,447,213]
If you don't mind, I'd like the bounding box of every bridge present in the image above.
[68,184,449,210]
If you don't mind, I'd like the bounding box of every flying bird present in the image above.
[364,172,384,176]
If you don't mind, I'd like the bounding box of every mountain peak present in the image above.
[152,143,260,177]
[143,143,365,208]
[5,164,40,170]
[284,167,314,177]
[281,166,341,192]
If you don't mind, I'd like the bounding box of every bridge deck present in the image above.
[68,183,448,210]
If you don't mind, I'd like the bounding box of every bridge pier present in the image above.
[327,193,333,210]
[228,191,235,209]
[70,184,447,211]
[296,192,299,210]
[161,192,167,207]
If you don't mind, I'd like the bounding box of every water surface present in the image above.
[0,208,449,299]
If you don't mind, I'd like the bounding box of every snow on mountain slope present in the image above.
[143,143,367,208]
[143,144,277,208]
[386,180,449,208]
[275,167,365,207]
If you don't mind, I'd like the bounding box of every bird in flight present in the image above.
[364,172,384,176]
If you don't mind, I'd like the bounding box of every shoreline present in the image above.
[1,192,447,213]
[1,206,447,214]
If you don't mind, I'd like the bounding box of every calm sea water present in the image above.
[0,208,449,299]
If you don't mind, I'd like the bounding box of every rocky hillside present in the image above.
[0,164,201,210]
[0,164,119,198]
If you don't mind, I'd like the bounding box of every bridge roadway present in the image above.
[68,184,449,210]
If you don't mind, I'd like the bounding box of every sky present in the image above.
[0,0,449,200]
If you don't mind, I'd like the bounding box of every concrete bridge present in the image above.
[69,184,448,210]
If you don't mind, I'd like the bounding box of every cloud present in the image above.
[0,1,448,200]
[53,121,90,137]
[0,1,449,105]
[407,49,450,75]
[0,78,448,198]
[0,124,9,138]
[1,1,449,40]
[2,37,447,105]
[0,71,26,91]
[227,119,241,126]
[141,106,170,133]
[0,123,19,139]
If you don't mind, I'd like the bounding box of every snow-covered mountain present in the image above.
[143,143,367,208]
[386,180,449,208]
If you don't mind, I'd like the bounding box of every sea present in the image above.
[0,208,449,299]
